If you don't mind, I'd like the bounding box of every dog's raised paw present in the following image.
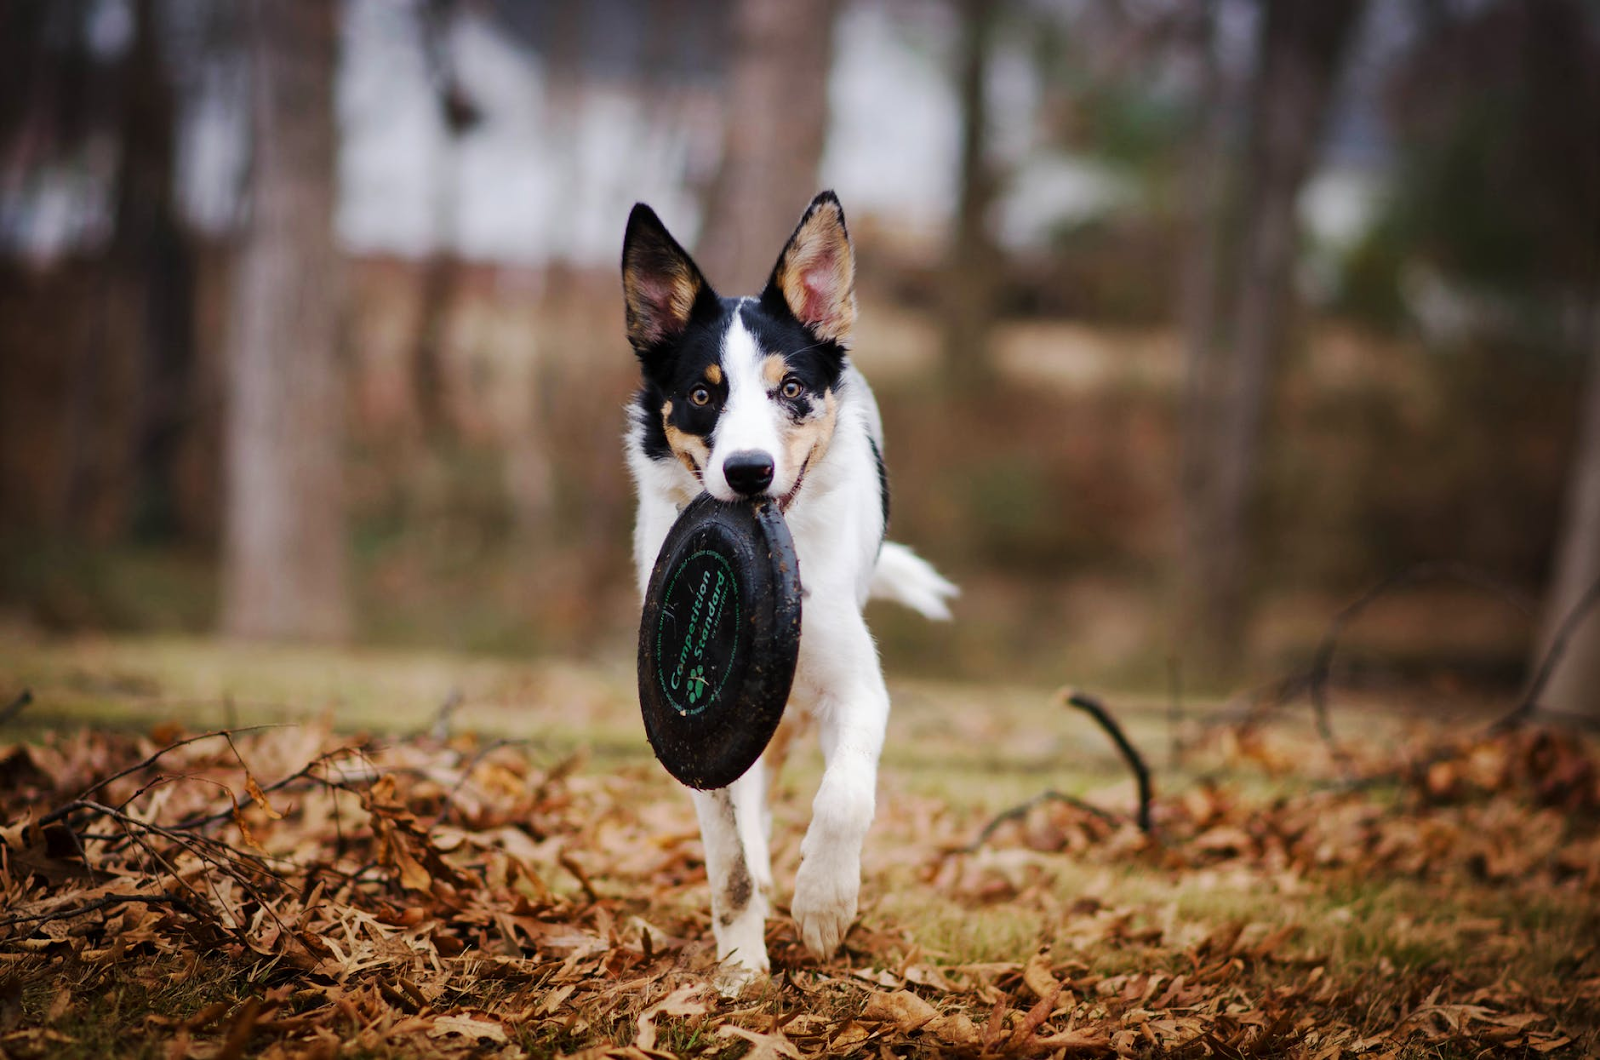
[791,854,859,958]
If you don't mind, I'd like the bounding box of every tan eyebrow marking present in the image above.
[761,354,787,388]
[705,364,722,385]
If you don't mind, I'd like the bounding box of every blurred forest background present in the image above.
[2,0,1598,713]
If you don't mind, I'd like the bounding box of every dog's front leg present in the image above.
[690,760,771,994]
[791,606,888,959]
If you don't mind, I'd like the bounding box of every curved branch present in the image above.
[1065,691,1153,834]
[0,688,32,725]
[962,790,1123,854]
[1306,561,1535,764]
[1495,574,1600,731]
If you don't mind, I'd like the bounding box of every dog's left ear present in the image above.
[761,190,856,348]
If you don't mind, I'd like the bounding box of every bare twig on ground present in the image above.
[1495,575,1600,732]
[167,749,369,834]
[560,853,599,905]
[11,725,394,958]
[29,765,363,958]
[1519,706,1600,733]
[962,790,1121,853]
[427,688,464,741]
[1306,561,1536,767]
[1065,691,1153,834]
[1184,671,1311,744]
[42,726,283,827]
[0,689,32,726]
[434,737,516,825]
[960,691,1153,851]
[1166,656,1183,770]
[0,893,199,932]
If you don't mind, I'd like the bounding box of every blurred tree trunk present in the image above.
[0,1,93,170]
[1532,336,1600,714]
[1175,0,1227,657]
[1181,0,1367,682]
[219,0,349,641]
[0,4,50,164]
[411,163,459,440]
[697,0,840,291]
[411,0,480,442]
[39,0,117,535]
[113,0,195,542]
[940,0,1000,391]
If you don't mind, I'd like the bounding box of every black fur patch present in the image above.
[634,298,740,461]
[869,434,889,536]
[634,386,672,461]
[747,292,847,400]
[719,858,753,926]
[714,791,753,927]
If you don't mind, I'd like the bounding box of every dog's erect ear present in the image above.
[622,204,716,352]
[761,190,856,347]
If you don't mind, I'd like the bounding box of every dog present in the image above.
[622,190,957,990]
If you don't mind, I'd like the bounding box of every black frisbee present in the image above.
[638,493,802,790]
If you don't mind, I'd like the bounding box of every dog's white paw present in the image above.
[711,899,769,996]
[713,952,768,997]
[791,852,859,958]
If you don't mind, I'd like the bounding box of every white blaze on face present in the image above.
[705,310,787,501]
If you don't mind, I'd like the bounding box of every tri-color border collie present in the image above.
[623,191,957,989]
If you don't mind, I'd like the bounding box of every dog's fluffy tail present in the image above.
[869,542,959,620]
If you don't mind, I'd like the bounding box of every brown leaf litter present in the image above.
[0,715,1595,1058]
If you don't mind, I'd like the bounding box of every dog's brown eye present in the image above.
[689,385,711,407]
[781,378,803,400]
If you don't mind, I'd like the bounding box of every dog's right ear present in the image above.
[622,204,716,354]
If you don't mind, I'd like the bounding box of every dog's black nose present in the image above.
[723,450,775,496]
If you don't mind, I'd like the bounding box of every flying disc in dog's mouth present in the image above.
[638,493,802,790]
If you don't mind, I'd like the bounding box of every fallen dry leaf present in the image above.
[860,988,938,1032]
[716,1024,800,1059]
[634,984,707,1051]
[427,1014,508,1043]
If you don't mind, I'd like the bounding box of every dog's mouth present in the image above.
[777,454,812,513]
[696,453,811,510]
